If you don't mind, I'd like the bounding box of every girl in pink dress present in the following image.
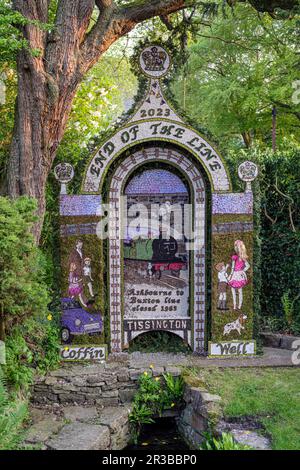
[228,240,250,310]
[68,263,87,307]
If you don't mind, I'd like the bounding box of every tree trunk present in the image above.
[6,0,186,243]
[0,314,5,342]
[7,51,80,241]
[242,131,252,148]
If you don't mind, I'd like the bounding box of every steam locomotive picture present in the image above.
[124,234,188,282]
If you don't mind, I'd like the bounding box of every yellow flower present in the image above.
[149,364,154,369]
[141,442,149,446]
[64,347,69,351]
[47,314,52,321]
[155,377,160,382]
[143,371,148,376]
[171,403,175,408]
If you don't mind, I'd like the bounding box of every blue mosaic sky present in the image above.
[125,169,188,194]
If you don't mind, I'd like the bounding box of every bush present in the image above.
[5,316,60,390]
[0,366,28,450]
[0,196,50,340]
[0,196,60,390]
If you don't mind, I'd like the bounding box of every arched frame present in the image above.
[107,146,207,354]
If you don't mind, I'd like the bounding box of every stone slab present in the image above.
[25,417,64,444]
[46,423,110,450]
[231,429,271,450]
[95,407,130,433]
[63,406,98,422]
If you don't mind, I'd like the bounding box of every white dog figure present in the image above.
[223,314,247,336]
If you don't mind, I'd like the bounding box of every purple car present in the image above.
[60,297,103,343]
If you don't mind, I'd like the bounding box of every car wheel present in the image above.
[61,328,72,343]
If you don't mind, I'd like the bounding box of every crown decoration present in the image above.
[54,162,74,184]
[142,46,167,72]
[238,161,258,182]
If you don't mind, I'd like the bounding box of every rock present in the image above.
[165,366,181,376]
[231,429,271,450]
[180,406,207,433]
[280,335,300,351]
[29,407,48,424]
[151,367,164,377]
[63,406,98,422]
[260,333,282,349]
[199,392,221,403]
[96,397,119,406]
[45,377,58,386]
[117,371,130,382]
[59,393,87,404]
[46,423,110,450]
[129,369,142,381]
[25,417,64,444]
[119,388,137,403]
[96,407,130,433]
[110,423,130,450]
[107,353,129,365]
[102,390,118,398]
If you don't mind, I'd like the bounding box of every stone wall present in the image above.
[177,379,223,448]
[32,359,181,406]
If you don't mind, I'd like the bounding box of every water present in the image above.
[126,418,189,451]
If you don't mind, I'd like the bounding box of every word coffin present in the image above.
[60,345,106,361]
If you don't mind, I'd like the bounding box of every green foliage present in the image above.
[163,373,184,402]
[0,1,29,64]
[129,370,184,444]
[0,366,28,450]
[0,196,60,390]
[5,314,60,390]
[56,56,137,174]
[200,431,252,450]
[193,367,300,450]
[129,331,190,353]
[172,3,300,148]
[0,197,50,334]
[129,402,154,444]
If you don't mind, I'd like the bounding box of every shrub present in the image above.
[0,196,50,341]
[0,366,28,450]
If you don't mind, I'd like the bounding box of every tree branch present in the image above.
[81,0,187,72]
[120,0,186,23]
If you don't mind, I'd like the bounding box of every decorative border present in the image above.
[108,146,206,354]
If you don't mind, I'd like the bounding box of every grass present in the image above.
[188,367,300,450]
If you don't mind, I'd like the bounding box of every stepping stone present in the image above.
[96,407,130,433]
[25,417,64,444]
[63,406,98,422]
[46,423,110,450]
[231,429,271,450]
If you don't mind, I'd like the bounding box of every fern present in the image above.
[281,291,294,327]
[0,367,28,450]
